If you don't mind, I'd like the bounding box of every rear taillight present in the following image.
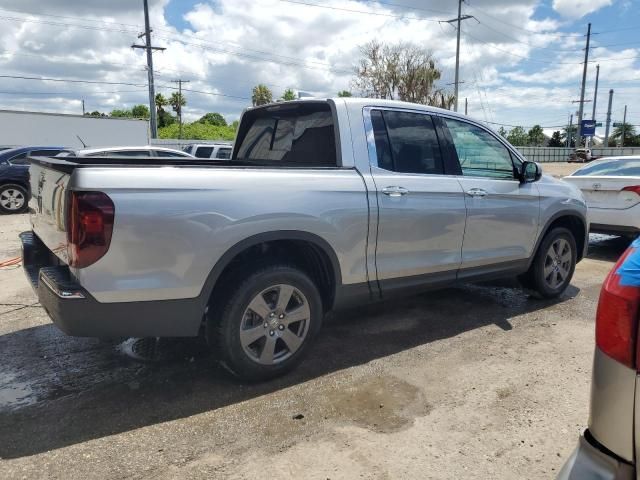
[67,191,114,268]
[595,240,640,369]
[622,185,640,196]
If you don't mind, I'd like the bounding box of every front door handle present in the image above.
[466,188,488,198]
[382,186,409,197]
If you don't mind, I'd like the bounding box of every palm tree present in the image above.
[155,93,169,128]
[610,122,637,146]
[252,84,273,106]
[169,92,186,116]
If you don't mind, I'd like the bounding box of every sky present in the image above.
[0,0,638,137]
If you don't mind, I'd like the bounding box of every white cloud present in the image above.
[552,0,614,19]
[0,0,637,131]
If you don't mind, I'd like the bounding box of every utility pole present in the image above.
[81,99,85,115]
[575,23,591,147]
[171,79,190,139]
[591,64,599,120]
[444,1,474,112]
[622,104,627,147]
[132,0,165,139]
[604,89,613,147]
[567,114,573,148]
[464,98,468,115]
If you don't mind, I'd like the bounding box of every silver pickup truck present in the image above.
[21,98,587,380]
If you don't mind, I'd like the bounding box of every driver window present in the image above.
[444,118,516,180]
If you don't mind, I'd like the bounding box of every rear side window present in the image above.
[573,159,640,177]
[30,149,66,157]
[444,118,516,179]
[235,103,336,166]
[370,110,444,175]
[216,148,232,160]
[195,147,214,158]
[159,150,190,158]
[8,152,28,165]
[110,150,152,157]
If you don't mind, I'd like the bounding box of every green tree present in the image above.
[232,120,240,131]
[131,104,150,119]
[527,124,545,146]
[611,122,637,146]
[337,90,352,97]
[109,109,132,118]
[281,88,296,101]
[252,84,273,106]
[85,111,105,117]
[197,112,227,127]
[506,126,528,146]
[561,124,577,148]
[158,122,236,141]
[497,126,507,138]
[548,131,564,147]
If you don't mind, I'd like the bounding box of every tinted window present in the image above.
[195,147,214,158]
[235,103,336,166]
[216,148,232,159]
[572,159,640,177]
[8,152,28,165]
[445,118,515,179]
[30,149,66,157]
[371,110,443,174]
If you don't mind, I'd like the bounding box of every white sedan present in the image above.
[563,156,640,237]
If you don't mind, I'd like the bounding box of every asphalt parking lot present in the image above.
[0,162,632,479]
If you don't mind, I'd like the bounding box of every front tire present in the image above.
[0,184,28,214]
[521,227,577,299]
[207,264,323,381]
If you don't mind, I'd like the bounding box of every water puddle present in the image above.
[0,371,36,410]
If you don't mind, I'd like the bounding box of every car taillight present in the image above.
[622,185,640,196]
[67,191,114,268]
[595,239,640,369]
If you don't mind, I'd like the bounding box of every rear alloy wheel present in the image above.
[0,184,27,214]
[522,227,577,299]
[208,264,322,381]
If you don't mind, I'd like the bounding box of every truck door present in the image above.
[366,108,467,296]
[440,117,539,276]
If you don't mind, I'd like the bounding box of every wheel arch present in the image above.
[529,211,588,267]
[199,231,343,313]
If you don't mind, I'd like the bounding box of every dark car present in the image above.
[0,146,70,214]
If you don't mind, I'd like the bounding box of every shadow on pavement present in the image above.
[586,234,633,263]
[0,278,578,459]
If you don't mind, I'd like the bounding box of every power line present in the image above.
[0,74,148,87]
[276,0,445,22]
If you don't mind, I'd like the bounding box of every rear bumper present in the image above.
[557,432,634,480]
[589,206,640,236]
[20,231,203,338]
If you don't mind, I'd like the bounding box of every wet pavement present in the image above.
[0,212,633,479]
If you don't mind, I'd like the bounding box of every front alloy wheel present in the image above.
[0,185,27,213]
[543,238,573,290]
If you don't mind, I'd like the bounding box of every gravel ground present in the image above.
[0,166,630,479]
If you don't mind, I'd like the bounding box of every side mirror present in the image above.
[521,161,542,183]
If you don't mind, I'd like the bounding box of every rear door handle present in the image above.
[466,188,488,198]
[382,186,409,197]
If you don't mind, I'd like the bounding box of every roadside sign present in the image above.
[581,120,596,136]
[613,122,623,127]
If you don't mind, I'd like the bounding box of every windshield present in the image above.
[572,158,640,177]
[235,102,337,167]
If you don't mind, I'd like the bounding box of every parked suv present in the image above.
[0,146,70,213]
[22,98,587,380]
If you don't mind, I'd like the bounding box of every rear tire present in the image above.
[207,264,323,381]
[520,227,577,299]
[0,184,28,214]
